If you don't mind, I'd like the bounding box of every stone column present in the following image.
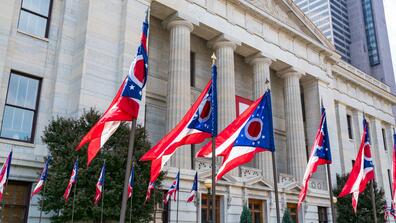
[247,55,273,180]
[210,35,238,176]
[280,68,307,181]
[164,16,194,168]
[210,36,238,130]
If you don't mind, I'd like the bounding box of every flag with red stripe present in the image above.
[297,106,332,209]
[77,11,149,165]
[0,151,12,202]
[164,171,180,205]
[31,158,50,198]
[128,166,135,199]
[338,118,374,212]
[64,159,78,203]
[187,172,198,203]
[93,163,106,204]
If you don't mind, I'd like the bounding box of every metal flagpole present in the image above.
[326,164,336,222]
[153,188,157,223]
[129,162,134,223]
[176,169,180,223]
[120,119,137,222]
[265,79,280,223]
[211,53,217,223]
[371,180,378,223]
[38,182,47,223]
[71,177,77,223]
[100,160,106,223]
[271,152,280,223]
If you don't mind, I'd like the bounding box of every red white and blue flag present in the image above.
[298,106,332,208]
[198,90,275,181]
[187,172,198,203]
[31,158,50,198]
[144,182,155,203]
[392,132,396,209]
[128,166,135,198]
[77,11,149,165]
[64,159,78,203]
[0,151,12,202]
[338,118,374,212]
[141,63,217,184]
[164,171,180,204]
[94,163,106,204]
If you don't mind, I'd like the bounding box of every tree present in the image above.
[282,209,294,223]
[333,174,386,223]
[240,205,252,223]
[40,109,163,223]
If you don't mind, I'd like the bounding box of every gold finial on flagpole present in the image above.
[211,53,217,65]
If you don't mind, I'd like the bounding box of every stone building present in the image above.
[0,0,395,222]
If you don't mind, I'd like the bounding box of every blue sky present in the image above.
[384,0,396,76]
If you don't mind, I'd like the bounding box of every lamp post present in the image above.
[204,179,213,223]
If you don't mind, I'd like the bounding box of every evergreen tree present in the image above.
[282,209,294,223]
[333,174,386,223]
[40,109,163,223]
[240,205,252,223]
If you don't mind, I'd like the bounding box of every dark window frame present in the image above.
[2,180,32,223]
[318,206,328,223]
[382,128,387,151]
[248,198,265,223]
[190,51,195,87]
[346,114,353,139]
[201,194,221,223]
[0,70,42,143]
[17,0,54,38]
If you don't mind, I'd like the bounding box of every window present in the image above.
[249,199,266,223]
[201,194,221,223]
[287,203,298,223]
[388,169,392,197]
[361,0,380,66]
[18,0,53,38]
[160,190,169,223]
[352,160,355,167]
[318,206,328,223]
[191,144,195,169]
[1,181,31,223]
[1,71,41,142]
[382,128,387,151]
[190,52,195,87]
[346,114,353,139]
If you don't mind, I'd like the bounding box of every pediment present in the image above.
[198,169,236,183]
[282,182,302,194]
[243,0,335,51]
[244,176,273,189]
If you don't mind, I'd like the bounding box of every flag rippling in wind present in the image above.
[77,11,149,166]
[198,90,275,181]
[0,151,12,202]
[297,106,332,208]
[31,158,50,198]
[94,163,106,204]
[128,166,135,198]
[144,182,155,203]
[64,159,78,203]
[338,118,374,212]
[187,172,198,203]
[164,171,180,204]
[141,63,217,184]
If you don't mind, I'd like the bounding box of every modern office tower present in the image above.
[294,0,395,94]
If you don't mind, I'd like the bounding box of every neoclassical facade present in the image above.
[0,0,395,222]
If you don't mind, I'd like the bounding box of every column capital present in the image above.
[245,53,273,66]
[162,13,195,32]
[278,67,304,79]
[208,34,240,50]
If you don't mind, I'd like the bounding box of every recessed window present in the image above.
[249,199,266,223]
[1,181,32,223]
[346,114,353,139]
[190,51,195,87]
[382,128,387,151]
[18,0,53,38]
[201,194,221,223]
[318,206,328,223]
[1,72,41,142]
[287,203,298,223]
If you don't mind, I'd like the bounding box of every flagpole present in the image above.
[100,160,106,223]
[176,169,180,223]
[38,182,47,223]
[211,53,217,223]
[129,162,134,223]
[153,188,157,223]
[71,178,77,223]
[120,119,137,223]
[271,152,281,223]
[326,164,336,222]
[371,180,378,223]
